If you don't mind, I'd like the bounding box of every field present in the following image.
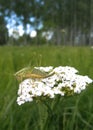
[0,46,93,130]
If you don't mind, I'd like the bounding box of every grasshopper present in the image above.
[14,67,54,82]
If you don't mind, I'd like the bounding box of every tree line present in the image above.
[0,0,93,45]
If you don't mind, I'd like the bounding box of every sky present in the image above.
[4,12,43,38]
[4,11,53,40]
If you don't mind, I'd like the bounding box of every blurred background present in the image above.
[0,0,93,46]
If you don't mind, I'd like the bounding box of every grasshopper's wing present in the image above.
[31,67,54,78]
[31,68,49,77]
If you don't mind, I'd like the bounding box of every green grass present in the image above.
[0,46,93,130]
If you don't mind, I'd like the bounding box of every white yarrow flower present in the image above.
[16,66,93,105]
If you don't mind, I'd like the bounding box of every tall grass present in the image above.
[0,46,93,130]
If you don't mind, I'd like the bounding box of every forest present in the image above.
[0,0,93,46]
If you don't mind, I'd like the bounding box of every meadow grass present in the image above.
[0,46,93,130]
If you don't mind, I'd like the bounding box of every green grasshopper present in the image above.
[14,67,54,82]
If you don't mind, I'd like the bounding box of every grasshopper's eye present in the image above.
[16,76,21,81]
[14,73,23,81]
[14,75,20,80]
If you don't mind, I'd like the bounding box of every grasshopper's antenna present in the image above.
[36,54,42,67]
[38,54,42,66]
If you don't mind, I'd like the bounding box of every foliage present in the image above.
[0,46,93,130]
[0,16,8,45]
[0,0,93,45]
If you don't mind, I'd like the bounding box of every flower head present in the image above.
[16,66,93,105]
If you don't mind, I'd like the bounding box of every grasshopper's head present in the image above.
[14,67,31,81]
[14,72,23,81]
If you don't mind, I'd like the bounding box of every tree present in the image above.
[0,0,93,45]
[0,16,8,45]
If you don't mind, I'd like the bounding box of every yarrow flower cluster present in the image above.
[16,66,93,105]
